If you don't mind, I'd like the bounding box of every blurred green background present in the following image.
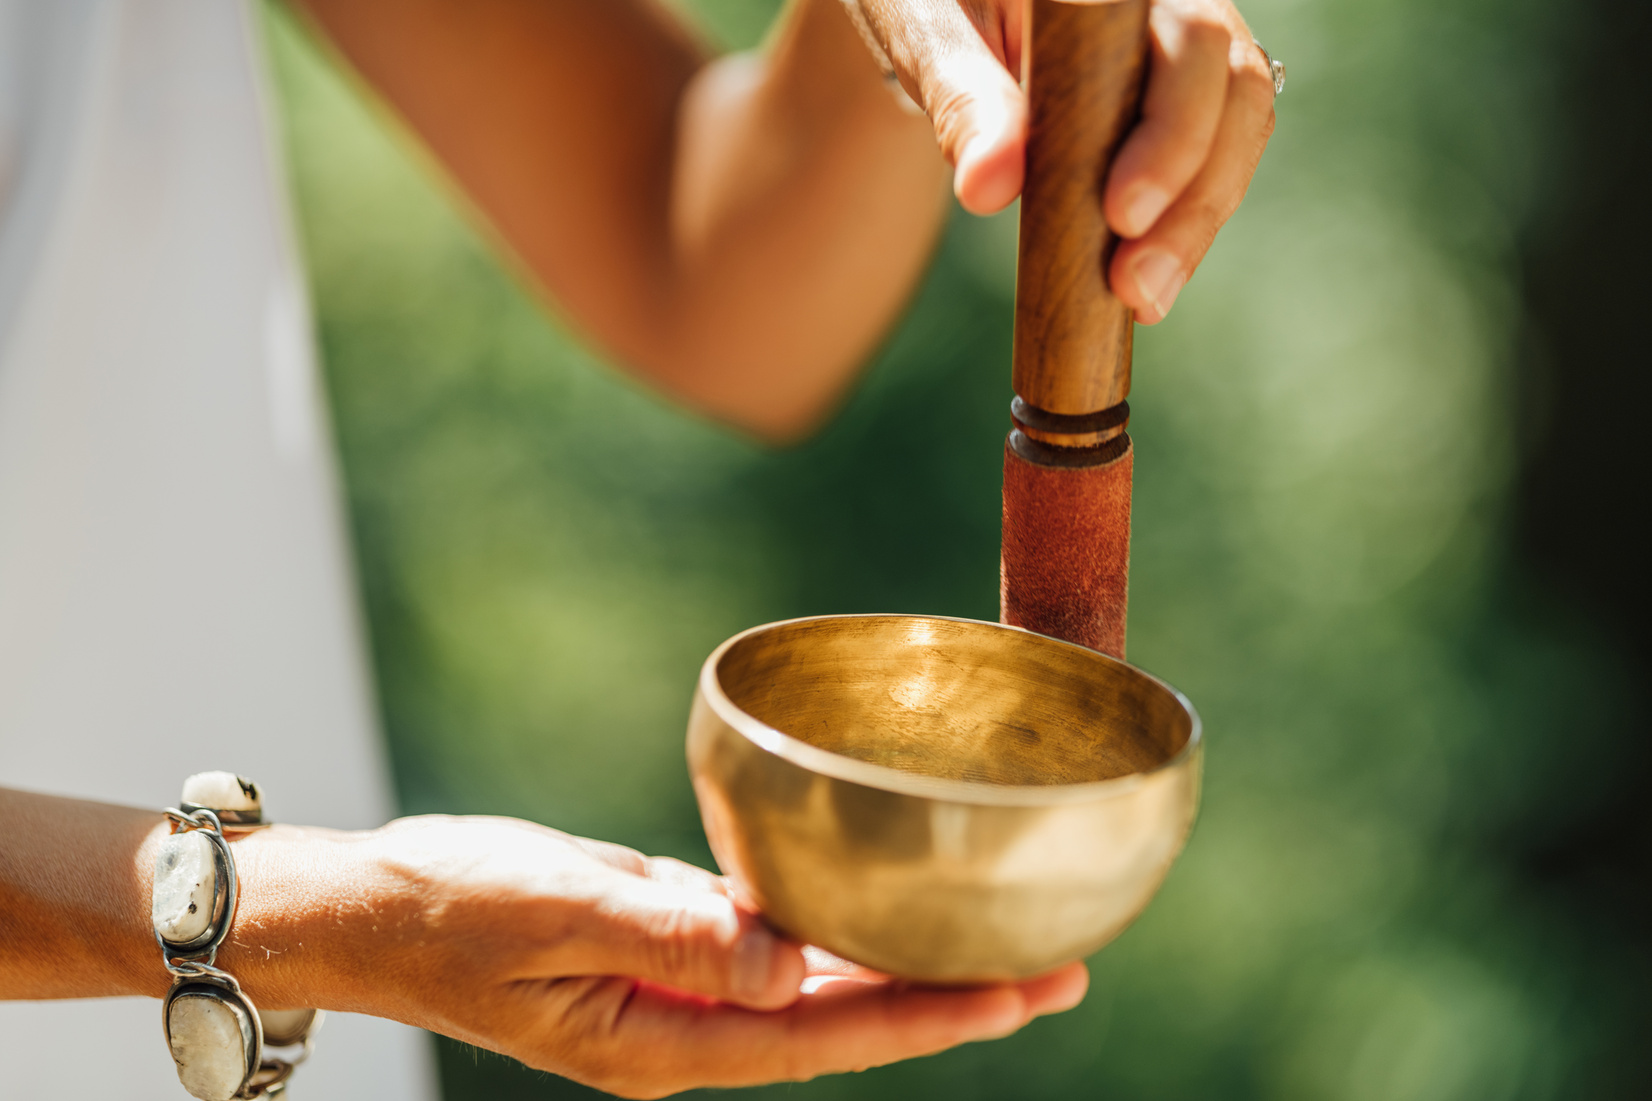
[263,0,1650,1097]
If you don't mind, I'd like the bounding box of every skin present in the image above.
[2,0,1270,1093]
[0,790,1087,1097]
[291,0,950,442]
[291,0,1273,434]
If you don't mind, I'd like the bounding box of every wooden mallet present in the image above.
[1001,0,1149,659]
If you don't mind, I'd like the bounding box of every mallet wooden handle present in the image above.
[1000,0,1149,659]
[1012,0,1150,429]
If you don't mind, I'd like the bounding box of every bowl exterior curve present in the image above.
[687,688,1202,983]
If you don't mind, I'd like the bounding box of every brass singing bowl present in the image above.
[686,614,1202,983]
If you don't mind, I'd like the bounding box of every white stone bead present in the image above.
[261,1007,321,1047]
[182,771,262,813]
[152,830,219,946]
[168,992,253,1101]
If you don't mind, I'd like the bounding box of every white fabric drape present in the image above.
[0,1,437,1096]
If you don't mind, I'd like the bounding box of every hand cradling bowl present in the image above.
[686,614,1200,983]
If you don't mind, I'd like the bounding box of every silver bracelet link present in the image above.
[153,774,321,1101]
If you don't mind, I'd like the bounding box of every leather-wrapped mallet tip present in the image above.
[1000,435,1133,658]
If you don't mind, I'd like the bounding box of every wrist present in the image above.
[145,779,343,1100]
[210,823,375,1014]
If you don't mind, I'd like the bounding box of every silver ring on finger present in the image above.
[1252,37,1286,96]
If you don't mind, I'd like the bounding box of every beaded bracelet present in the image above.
[152,773,321,1100]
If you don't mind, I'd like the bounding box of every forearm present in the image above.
[656,0,948,438]
[0,788,380,1014]
[292,0,947,440]
[0,789,170,999]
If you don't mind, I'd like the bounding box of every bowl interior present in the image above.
[715,616,1193,788]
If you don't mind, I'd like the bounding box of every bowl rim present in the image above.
[698,613,1203,807]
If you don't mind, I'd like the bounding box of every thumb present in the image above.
[570,872,806,1011]
[862,0,1027,213]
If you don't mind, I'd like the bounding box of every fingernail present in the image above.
[732,925,776,1000]
[1123,184,1170,236]
[1133,249,1186,317]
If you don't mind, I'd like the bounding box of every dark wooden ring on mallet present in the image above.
[1008,428,1132,468]
[1011,396,1130,448]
